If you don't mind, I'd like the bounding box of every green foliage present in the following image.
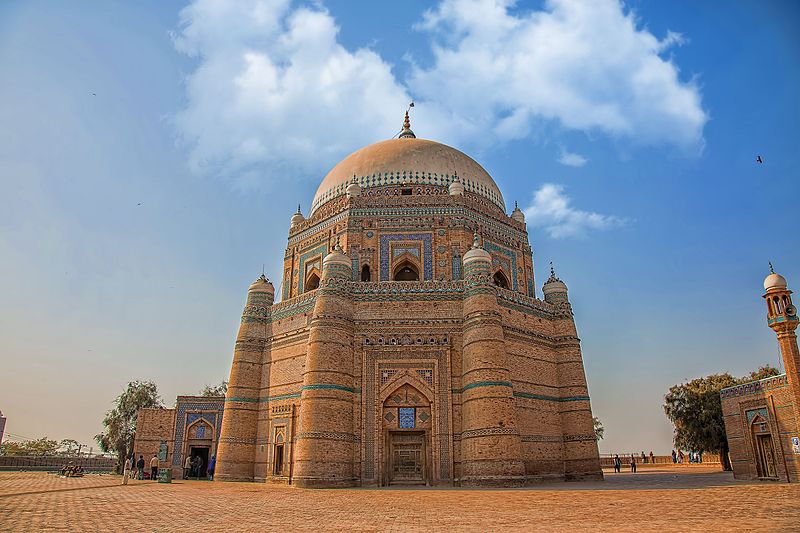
[745,365,781,381]
[593,417,604,441]
[95,381,162,473]
[200,380,228,397]
[0,437,60,456]
[663,364,783,471]
[58,439,81,456]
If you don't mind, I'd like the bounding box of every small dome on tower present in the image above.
[323,238,352,269]
[511,201,525,223]
[449,174,465,196]
[463,232,491,264]
[764,272,787,292]
[542,263,568,303]
[290,205,305,228]
[346,176,361,198]
[249,274,274,294]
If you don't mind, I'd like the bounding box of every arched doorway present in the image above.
[361,264,371,282]
[750,412,777,478]
[381,381,432,485]
[305,272,320,291]
[393,262,419,281]
[493,270,510,289]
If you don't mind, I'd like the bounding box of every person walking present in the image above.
[671,449,677,464]
[150,454,159,481]
[630,455,637,473]
[613,454,621,473]
[193,455,204,479]
[678,450,684,464]
[122,457,132,485]
[136,455,145,480]
[207,455,216,481]
[649,451,655,465]
[641,451,646,464]
[184,455,192,479]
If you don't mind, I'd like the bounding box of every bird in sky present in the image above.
[91,93,96,96]
[756,155,763,164]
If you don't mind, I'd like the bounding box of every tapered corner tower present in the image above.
[215,275,273,482]
[292,244,357,487]
[459,234,525,485]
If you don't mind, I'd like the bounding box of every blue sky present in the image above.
[0,0,798,455]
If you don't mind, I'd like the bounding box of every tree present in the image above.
[59,439,81,456]
[593,417,604,441]
[746,365,781,381]
[663,365,781,472]
[200,380,228,397]
[95,381,162,473]
[0,437,59,456]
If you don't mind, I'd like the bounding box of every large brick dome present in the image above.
[310,137,506,214]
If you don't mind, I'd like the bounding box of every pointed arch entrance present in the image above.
[379,373,434,485]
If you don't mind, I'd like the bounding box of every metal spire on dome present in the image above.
[769,261,775,274]
[399,102,416,139]
[296,204,301,214]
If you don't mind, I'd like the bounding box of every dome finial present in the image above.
[399,102,416,139]
[296,204,301,214]
[769,261,775,274]
[472,231,480,249]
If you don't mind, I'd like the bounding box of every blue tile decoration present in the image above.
[172,399,224,467]
[351,253,359,281]
[527,278,533,297]
[399,407,416,429]
[298,243,328,294]
[483,240,518,290]
[452,254,462,280]
[746,408,769,424]
[379,233,433,281]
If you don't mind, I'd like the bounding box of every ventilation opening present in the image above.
[305,273,320,291]
[361,264,371,282]
[401,188,412,195]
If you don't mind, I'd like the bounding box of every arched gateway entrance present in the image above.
[380,379,433,485]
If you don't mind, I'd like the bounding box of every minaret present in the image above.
[543,263,602,480]
[460,232,525,485]
[763,266,800,412]
[216,274,274,482]
[293,241,356,487]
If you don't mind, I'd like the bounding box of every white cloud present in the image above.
[411,0,707,149]
[172,0,707,187]
[523,184,626,238]
[558,147,588,167]
[171,0,412,188]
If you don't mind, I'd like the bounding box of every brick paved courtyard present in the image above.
[1,466,797,532]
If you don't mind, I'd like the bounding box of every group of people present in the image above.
[612,454,640,473]
[671,449,702,463]
[121,454,159,484]
[121,451,216,484]
[183,454,215,480]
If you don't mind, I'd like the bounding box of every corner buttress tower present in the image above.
[293,243,356,487]
[216,275,274,481]
[460,234,525,486]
